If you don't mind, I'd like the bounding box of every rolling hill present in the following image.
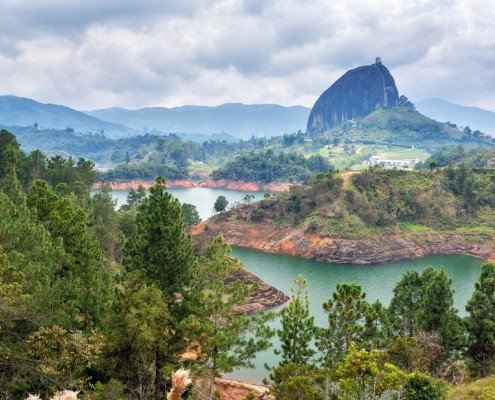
[0,95,133,137]
[415,98,495,136]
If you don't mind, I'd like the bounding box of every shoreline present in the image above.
[214,377,272,400]
[192,219,495,265]
[94,179,294,192]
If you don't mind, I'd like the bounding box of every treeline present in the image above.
[0,130,273,399]
[211,150,331,183]
[417,144,495,169]
[103,162,190,181]
[270,262,495,399]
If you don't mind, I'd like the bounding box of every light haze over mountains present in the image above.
[1,94,493,139]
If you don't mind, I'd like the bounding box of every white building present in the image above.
[368,155,419,168]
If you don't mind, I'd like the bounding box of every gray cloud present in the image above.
[0,0,494,111]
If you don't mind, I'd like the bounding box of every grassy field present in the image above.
[315,143,431,170]
[381,147,429,160]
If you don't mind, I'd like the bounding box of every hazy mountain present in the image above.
[0,95,133,137]
[415,98,495,136]
[86,103,310,139]
[307,59,399,134]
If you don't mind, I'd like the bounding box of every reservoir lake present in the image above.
[108,188,484,383]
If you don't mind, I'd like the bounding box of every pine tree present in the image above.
[419,268,464,357]
[105,273,171,400]
[316,283,372,367]
[90,180,121,259]
[465,262,495,377]
[122,176,196,400]
[27,180,114,329]
[123,176,195,299]
[181,203,201,227]
[275,275,316,366]
[388,270,423,338]
[187,236,273,399]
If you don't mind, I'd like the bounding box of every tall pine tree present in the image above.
[275,275,316,366]
[316,283,372,367]
[466,262,495,377]
[122,176,196,400]
[187,236,273,399]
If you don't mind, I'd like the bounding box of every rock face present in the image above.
[307,58,399,133]
[192,219,495,265]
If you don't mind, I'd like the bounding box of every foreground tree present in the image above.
[465,262,495,377]
[122,176,196,399]
[188,236,273,399]
[270,363,326,400]
[26,325,103,397]
[333,342,406,400]
[275,275,317,366]
[27,180,114,329]
[388,270,423,338]
[316,283,372,367]
[419,268,464,358]
[90,180,120,259]
[105,274,171,400]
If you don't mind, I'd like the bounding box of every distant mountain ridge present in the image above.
[86,103,310,139]
[0,95,133,137]
[415,98,495,136]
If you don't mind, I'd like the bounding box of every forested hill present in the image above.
[196,167,495,265]
[417,145,495,169]
[324,104,495,152]
[211,150,331,183]
[208,167,495,235]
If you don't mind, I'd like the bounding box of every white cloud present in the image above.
[0,0,494,110]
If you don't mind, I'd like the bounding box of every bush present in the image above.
[404,373,448,400]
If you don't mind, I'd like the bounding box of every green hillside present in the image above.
[326,106,494,151]
[219,167,495,238]
[417,145,495,169]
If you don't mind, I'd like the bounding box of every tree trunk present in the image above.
[155,355,162,400]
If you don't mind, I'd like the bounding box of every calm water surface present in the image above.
[227,249,483,383]
[107,187,484,383]
[109,188,266,220]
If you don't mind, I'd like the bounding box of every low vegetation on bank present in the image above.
[214,166,495,239]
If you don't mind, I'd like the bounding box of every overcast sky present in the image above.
[1,0,494,111]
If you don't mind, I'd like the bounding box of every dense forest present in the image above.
[1,129,495,399]
[0,130,273,399]
[211,150,331,183]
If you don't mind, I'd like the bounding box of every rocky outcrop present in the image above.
[307,58,399,134]
[193,218,495,265]
[232,270,289,314]
[214,378,273,400]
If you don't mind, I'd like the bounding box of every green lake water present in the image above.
[226,249,483,383]
[107,188,484,384]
